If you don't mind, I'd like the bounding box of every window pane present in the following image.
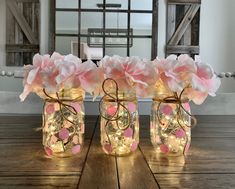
[131,13,152,36]
[106,47,127,57]
[81,0,103,9]
[56,12,78,34]
[80,37,103,59]
[81,12,103,34]
[106,0,128,10]
[106,12,127,28]
[55,36,78,55]
[56,0,78,9]
[130,38,151,59]
[131,0,152,10]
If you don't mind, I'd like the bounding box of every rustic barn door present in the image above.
[166,0,201,56]
[6,0,40,66]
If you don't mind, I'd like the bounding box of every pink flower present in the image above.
[161,105,172,115]
[99,56,157,97]
[153,54,220,105]
[127,102,136,113]
[103,144,112,153]
[45,103,55,114]
[20,52,103,101]
[59,128,70,140]
[175,129,186,138]
[44,147,53,156]
[123,127,133,138]
[131,142,138,151]
[71,145,81,154]
[107,105,117,116]
[160,144,169,154]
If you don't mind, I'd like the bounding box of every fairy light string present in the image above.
[153,85,197,155]
[99,78,132,153]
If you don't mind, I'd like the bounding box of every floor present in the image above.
[0,115,235,189]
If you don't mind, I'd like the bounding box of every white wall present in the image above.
[199,0,235,92]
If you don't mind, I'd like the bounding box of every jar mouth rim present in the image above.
[103,96,137,102]
[152,97,189,104]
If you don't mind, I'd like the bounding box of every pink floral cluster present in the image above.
[20,53,220,104]
[153,54,221,104]
[20,52,103,101]
[98,55,157,97]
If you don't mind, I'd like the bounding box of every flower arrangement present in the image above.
[98,55,157,97]
[20,52,103,101]
[20,52,103,157]
[150,54,221,156]
[152,54,221,104]
[98,55,157,155]
[20,52,221,157]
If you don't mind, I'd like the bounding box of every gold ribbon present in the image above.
[154,86,197,155]
[99,78,133,151]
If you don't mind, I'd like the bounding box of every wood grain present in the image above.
[7,0,38,44]
[155,174,235,189]
[0,141,88,176]
[0,176,79,189]
[140,138,235,174]
[78,119,119,189]
[117,149,160,189]
[168,4,200,45]
[0,115,235,188]
[168,0,201,4]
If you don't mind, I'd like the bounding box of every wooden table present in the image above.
[0,115,235,189]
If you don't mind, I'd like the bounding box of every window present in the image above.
[52,0,158,60]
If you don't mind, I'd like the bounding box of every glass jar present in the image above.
[150,95,191,156]
[100,91,139,156]
[42,88,85,157]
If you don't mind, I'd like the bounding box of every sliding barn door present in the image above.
[166,0,201,56]
[6,0,40,66]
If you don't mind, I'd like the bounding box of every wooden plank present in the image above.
[167,5,176,42]
[183,5,192,45]
[16,0,39,3]
[6,0,38,44]
[117,149,160,189]
[6,44,39,53]
[140,137,235,173]
[168,4,200,45]
[78,119,119,189]
[140,116,235,139]
[0,176,79,189]
[6,3,16,66]
[14,2,24,66]
[151,0,158,59]
[168,0,201,4]
[0,116,98,176]
[166,45,199,54]
[155,174,235,189]
[0,142,87,176]
[196,115,235,123]
[0,116,98,140]
[49,0,56,54]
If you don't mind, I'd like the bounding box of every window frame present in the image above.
[50,0,158,60]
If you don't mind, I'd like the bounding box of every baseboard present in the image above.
[0,91,234,115]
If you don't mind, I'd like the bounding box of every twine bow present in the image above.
[99,78,132,150]
[42,88,81,128]
[153,86,197,155]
